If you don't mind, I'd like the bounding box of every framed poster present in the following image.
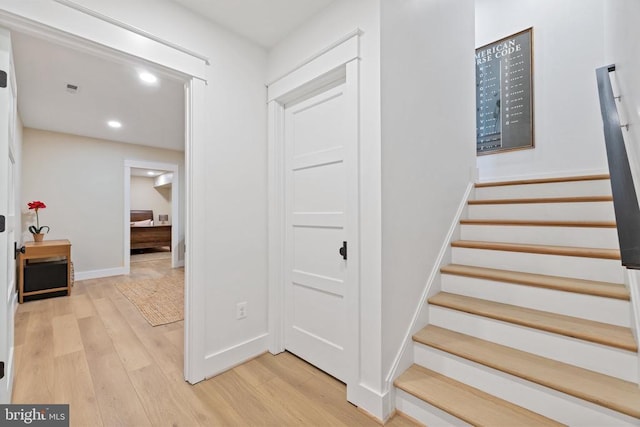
[476,28,534,155]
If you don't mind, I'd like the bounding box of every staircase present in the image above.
[394,174,640,426]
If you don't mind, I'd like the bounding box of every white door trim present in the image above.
[123,159,181,273]
[267,31,361,392]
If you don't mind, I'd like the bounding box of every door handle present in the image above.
[339,241,347,260]
[14,242,25,260]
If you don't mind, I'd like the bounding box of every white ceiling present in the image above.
[171,0,335,47]
[13,32,186,151]
[12,0,335,152]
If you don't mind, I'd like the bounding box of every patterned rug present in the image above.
[116,276,184,326]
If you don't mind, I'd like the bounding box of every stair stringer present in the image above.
[383,182,474,397]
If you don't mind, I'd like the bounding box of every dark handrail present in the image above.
[596,64,640,269]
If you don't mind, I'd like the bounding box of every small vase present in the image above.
[32,233,44,242]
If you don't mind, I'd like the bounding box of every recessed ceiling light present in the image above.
[139,71,158,84]
[147,171,156,176]
[107,120,122,129]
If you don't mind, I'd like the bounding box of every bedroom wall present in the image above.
[130,176,172,225]
[475,0,609,181]
[21,128,184,276]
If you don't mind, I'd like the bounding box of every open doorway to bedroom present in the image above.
[129,167,173,263]
[124,160,182,272]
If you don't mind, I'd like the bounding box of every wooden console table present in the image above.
[18,239,72,303]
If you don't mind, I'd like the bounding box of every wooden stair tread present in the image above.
[475,174,610,188]
[413,326,640,419]
[469,196,613,205]
[460,219,617,228]
[395,365,564,426]
[428,292,637,351]
[440,264,629,300]
[451,240,621,260]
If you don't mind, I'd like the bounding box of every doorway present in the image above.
[124,161,181,273]
[0,15,199,394]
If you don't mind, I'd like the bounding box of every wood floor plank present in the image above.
[127,364,201,427]
[414,326,640,419]
[13,311,30,347]
[198,369,287,426]
[255,375,350,426]
[395,364,564,426]
[92,297,153,372]
[70,293,97,319]
[451,240,621,260]
[86,351,152,426]
[12,310,55,404]
[52,351,103,427]
[52,313,84,357]
[440,264,629,300]
[429,292,637,351]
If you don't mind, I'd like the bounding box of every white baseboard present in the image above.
[75,267,127,281]
[347,382,392,422]
[203,333,268,379]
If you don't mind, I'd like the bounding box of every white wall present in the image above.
[604,0,640,196]
[21,128,184,274]
[268,0,383,414]
[0,0,269,382]
[475,0,609,181]
[603,0,640,383]
[130,176,172,224]
[380,0,476,384]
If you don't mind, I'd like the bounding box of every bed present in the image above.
[130,210,172,250]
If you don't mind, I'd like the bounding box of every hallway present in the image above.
[11,259,416,426]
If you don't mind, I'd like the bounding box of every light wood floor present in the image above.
[12,258,418,427]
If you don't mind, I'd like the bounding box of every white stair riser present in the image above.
[451,247,624,283]
[428,307,638,382]
[414,344,640,426]
[475,180,612,200]
[460,224,619,249]
[468,201,615,222]
[395,389,472,427]
[440,274,630,327]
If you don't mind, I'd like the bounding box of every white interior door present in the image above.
[283,77,357,382]
[0,27,16,403]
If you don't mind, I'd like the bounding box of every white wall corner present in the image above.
[383,182,474,392]
[203,333,269,379]
[347,382,393,423]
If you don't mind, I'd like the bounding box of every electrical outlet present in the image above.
[236,302,247,319]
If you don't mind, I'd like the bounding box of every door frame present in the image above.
[0,7,209,384]
[267,33,361,391]
[123,159,181,273]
